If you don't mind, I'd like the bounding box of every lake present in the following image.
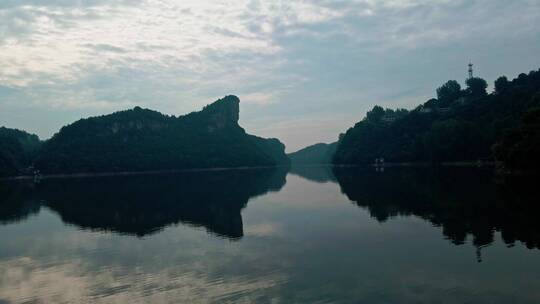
[0,166,539,303]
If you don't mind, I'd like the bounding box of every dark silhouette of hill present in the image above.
[288,142,337,165]
[333,69,540,172]
[0,127,41,177]
[34,95,289,174]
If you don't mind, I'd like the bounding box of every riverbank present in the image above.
[0,165,290,181]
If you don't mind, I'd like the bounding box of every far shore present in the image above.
[294,161,497,168]
[3,161,535,182]
[0,165,290,181]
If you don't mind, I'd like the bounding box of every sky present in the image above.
[1,0,539,152]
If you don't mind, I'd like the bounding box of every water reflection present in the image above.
[1,166,540,303]
[319,167,540,260]
[2,166,539,250]
[0,168,287,239]
[0,181,41,224]
[288,165,336,183]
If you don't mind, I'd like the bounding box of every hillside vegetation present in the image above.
[288,142,337,165]
[0,127,41,177]
[333,68,540,172]
[36,95,289,174]
[0,95,289,176]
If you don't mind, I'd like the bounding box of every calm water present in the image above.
[1,166,539,303]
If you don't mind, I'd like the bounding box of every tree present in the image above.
[395,108,409,117]
[516,73,528,85]
[436,80,462,106]
[365,105,385,122]
[494,76,509,94]
[333,69,540,166]
[466,77,488,97]
[494,108,540,170]
[424,98,438,109]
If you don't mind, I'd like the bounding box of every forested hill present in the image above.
[333,68,540,171]
[34,95,289,174]
[288,142,337,165]
[0,127,41,177]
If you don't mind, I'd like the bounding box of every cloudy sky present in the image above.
[1,0,539,151]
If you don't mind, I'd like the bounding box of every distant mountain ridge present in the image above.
[288,142,337,165]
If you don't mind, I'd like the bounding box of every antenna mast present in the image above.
[468,62,474,79]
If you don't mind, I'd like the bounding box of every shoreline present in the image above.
[3,162,535,181]
[296,161,497,168]
[0,165,290,181]
[294,162,538,176]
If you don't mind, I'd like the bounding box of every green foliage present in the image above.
[334,68,540,169]
[424,98,438,109]
[423,120,481,161]
[494,106,540,171]
[35,95,289,174]
[495,76,509,94]
[365,106,409,123]
[0,127,41,176]
[0,136,22,177]
[365,105,385,122]
[436,80,462,106]
[466,77,488,97]
[288,142,337,165]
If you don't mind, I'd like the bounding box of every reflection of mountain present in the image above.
[0,168,286,239]
[333,167,540,257]
[288,165,336,183]
[0,181,41,224]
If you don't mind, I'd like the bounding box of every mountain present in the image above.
[35,95,289,174]
[0,127,41,177]
[288,142,337,165]
[333,68,540,172]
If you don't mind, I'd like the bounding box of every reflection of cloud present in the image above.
[0,256,286,303]
[0,257,89,303]
[245,222,282,237]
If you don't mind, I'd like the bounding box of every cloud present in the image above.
[243,113,357,152]
[240,92,275,105]
[1,0,539,147]
[245,222,283,237]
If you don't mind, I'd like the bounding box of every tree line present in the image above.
[333,68,540,172]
